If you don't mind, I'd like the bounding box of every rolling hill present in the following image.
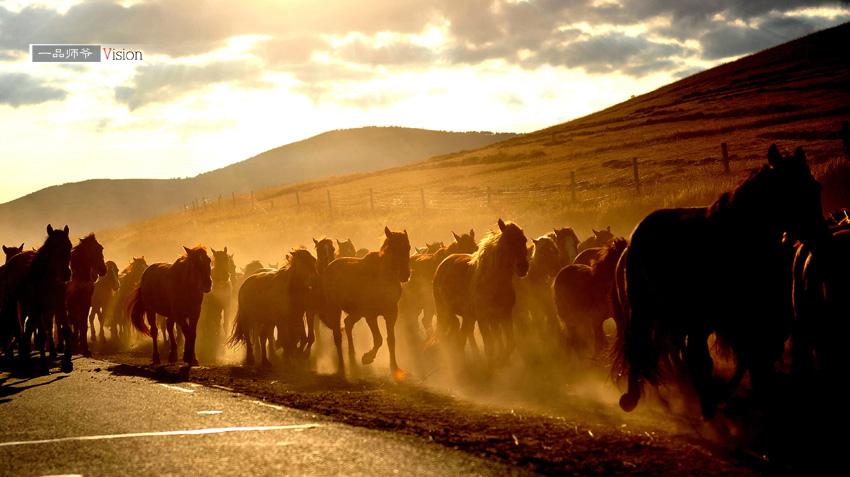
[0,127,517,246]
[93,22,850,264]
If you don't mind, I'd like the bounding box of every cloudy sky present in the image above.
[1,0,848,204]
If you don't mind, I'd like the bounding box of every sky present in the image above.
[0,0,848,204]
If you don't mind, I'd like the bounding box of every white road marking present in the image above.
[251,400,286,411]
[159,383,194,393]
[197,411,222,415]
[0,425,319,448]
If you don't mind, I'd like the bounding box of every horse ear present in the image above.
[453,232,461,241]
[469,229,475,239]
[794,146,806,165]
[498,219,506,231]
[607,226,611,232]
[20,243,24,249]
[532,238,538,245]
[385,226,392,237]
[63,225,69,235]
[184,246,191,255]
[47,224,54,234]
[592,228,599,236]
[313,238,319,245]
[767,144,782,167]
[223,246,227,254]
[2,246,7,253]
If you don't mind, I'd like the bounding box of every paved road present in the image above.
[0,357,534,476]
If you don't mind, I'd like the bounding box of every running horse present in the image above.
[65,234,108,357]
[128,246,212,365]
[198,248,233,361]
[109,256,147,344]
[512,235,562,359]
[88,260,120,343]
[228,248,317,367]
[321,227,411,377]
[432,219,529,370]
[302,237,336,358]
[614,145,828,417]
[0,225,73,374]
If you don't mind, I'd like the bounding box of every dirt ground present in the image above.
[67,330,802,477]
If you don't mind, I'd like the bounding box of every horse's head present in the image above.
[73,233,107,278]
[335,238,357,258]
[313,237,336,270]
[3,243,24,263]
[105,260,120,291]
[591,226,614,245]
[381,226,411,283]
[425,241,444,254]
[289,248,319,287]
[45,224,72,281]
[498,219,529,277]
[211,247,231,282]
[451,229,479,255]
[552,226,579,264]
[764,144,827,244]
[531,236,561,278]
[183,246,212,293]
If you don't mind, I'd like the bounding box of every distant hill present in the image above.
[0,127,517,246]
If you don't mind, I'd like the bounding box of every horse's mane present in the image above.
[707,164,774,220]
[470,222,520,284]
[275,247,312,279]
[123,257,146,276]
[179,245,208,260]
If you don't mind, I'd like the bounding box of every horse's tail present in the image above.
[127,286,150,336]
[611,249,631,378]
[225,307,248,348]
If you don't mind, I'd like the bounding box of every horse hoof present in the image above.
[168,353,178,364]
[82,349,92,358]
[61,361,73,373]
[361,353,375,365]
[619,393,639,412]
[185,358,199,367]
[392,368,405,381]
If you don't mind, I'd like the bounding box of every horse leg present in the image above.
[684,329,716,418]
[56,304,73,372]
[478,320,497,372]
[146,311,160,365]
[342,313,363,368]
[166,317,178,364]
[183,315,199,366]
[384,308,401,376]
[361,315,383,366]
[36,310,51,375]
[259,324,272,368]
[499,314,516,368]
[88,307,98,342]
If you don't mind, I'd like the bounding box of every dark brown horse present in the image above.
[553,237,627,361]
[65,234,108,357]
[432,219,529,370]
[513,235,562,360]
[109,256,147,344]
[548,227,580,266]
[0,225,73,374]
[3,243,24,263]
[228,249,317,367]
[614,145,828,417]
[321,227,411,377]
[198,248,233,361]
[88,260,120,343]
[577,226,614,254]
[335,239,357,258]
[128,246,212,365]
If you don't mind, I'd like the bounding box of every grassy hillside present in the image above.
[99,23,850,265]
[0,128,516,247]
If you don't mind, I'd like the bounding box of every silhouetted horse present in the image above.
[3,244,24,263]
[400,230,478,342]
[128,246,212,365]
[109,256,147,344]
[512,235,562,363]
[228,249,317,367]
[432,219,529,370]
[335,239,357,258]
[89,260,119,343]
[554,237,627,361]
[577,226,614,254]
[303,237,336,358]
[0,225,72,374]
[65,234,107,357]
[615,145,828,417]
[321,227,411,377]
[198,248,233,361]
[548,227,580,266]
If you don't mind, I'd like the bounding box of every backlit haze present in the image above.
[1,0,847,204]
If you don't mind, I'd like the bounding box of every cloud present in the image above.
[0,72,67,107]
[494,91,525,113]
[334,90,422,111]
[336,36,437,66]
[173,117,239,138]
[114,58,273,110]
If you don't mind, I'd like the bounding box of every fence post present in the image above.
[842,121,849,159]
[232,192,235,207]
[632,157,640,194]
[270,199,274,210]
[327,190,333,219]
[296,191,301,213]
[570,171,576,202]
[486,187,491,207]
[251,190,254,212]
[369,189,374,212]
[202,197,207,209]
[721,142,730,174]
[420,188,426,209]
[218,194,222,207]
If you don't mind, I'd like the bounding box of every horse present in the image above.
[400,230,479,342]
[548,227,580,266]
[432,219,529,371]
[109,256,147,345]
[512,235,562,358]
[554,237,627,362]
[3,244,24,263]
[577,226,614,254]
[65,234,107,357]
[321,227,411,377]
[88,260,120,343]
[128,246,212,365]
[0,225,73,374]
[614,145,828,417]
[197,248,233,361]
[303,237,336,358]
[228,249,317,367]
[572,247,602,266]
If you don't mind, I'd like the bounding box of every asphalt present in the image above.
[0,357,536,476]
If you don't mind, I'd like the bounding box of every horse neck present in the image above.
[708,191,784,246]
[211,262,229,283]
[472,240,515,287]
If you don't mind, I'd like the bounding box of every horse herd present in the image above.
[0,144,846,420]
